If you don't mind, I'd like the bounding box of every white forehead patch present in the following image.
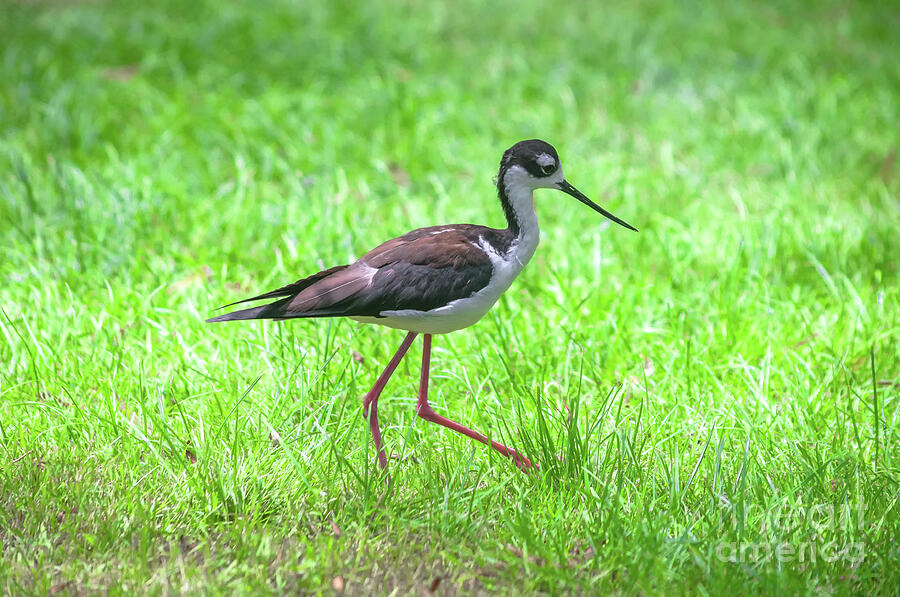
[536,153,556,168]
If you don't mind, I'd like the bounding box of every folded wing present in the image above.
[207,227,495,323]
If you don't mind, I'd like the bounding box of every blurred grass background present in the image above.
[1,0,898,594]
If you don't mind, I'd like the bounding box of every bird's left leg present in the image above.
[363,331,417,469]
[415,334,536,472]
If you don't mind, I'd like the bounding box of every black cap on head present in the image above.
[498,139,560,180]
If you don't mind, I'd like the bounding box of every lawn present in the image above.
[1,0,899,594]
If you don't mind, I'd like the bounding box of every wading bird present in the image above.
[208,139,636,471]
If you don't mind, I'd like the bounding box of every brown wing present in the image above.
[207,226,496,323]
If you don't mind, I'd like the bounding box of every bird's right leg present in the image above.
[362,331,417,469]
[415,334,536,472]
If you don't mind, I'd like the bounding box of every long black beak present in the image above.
[557,180,637,231]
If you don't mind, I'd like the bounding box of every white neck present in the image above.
[501,167,542,268]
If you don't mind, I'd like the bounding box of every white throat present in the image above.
[504,178,539,270]
[500,164,564,268]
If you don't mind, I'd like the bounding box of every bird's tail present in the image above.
[206,299,287,323]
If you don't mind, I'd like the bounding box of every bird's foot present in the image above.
[509,451,539,474]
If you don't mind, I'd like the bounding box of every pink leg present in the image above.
[363,332,417,469]
[416,334,536,472]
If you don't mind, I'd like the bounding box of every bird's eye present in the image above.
[541,163,556,176]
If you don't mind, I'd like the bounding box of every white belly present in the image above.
[351,231,538,334]
[351,286,505,334]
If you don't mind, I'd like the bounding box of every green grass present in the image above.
[2,0,899,593]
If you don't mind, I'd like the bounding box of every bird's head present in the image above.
[497,139,637,231]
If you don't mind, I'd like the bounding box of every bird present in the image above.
[207,139,636,472]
